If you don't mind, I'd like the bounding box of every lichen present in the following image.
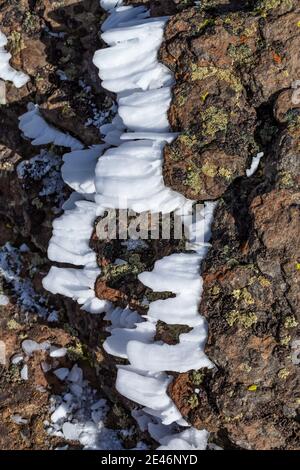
[232,288,255,305]
[179,133,198,148]
[7,319,22,330]
[284,316,298,329]
[218,167,233,179]
[202,162,218,177]
[8,31,25,55]
[188,393,199,409]
[248,384,258,392]
[226,310,258,328]
[278,368,290,380]
[185,166,202,195]
[255,0,293,17]
[228,44,253,65]
[202,106,228,138]
[191,65,243,95]
[190,370,205,386]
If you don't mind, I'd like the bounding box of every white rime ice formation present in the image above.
[0,30,29,88]
[21,0,219,450]
[19,104,84,150]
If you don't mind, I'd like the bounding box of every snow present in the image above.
[50,347,67,358]
[0,30,29,88]
[42,265,110,314]
[20,364,29,380]
[54,368,69,381]
[38,0,218,450]
[246,152,264,177]
[47,200,99,266]
[62,146,106,194]
[22,340,41,356]
[47,363,126,450]
[19,103,83,150]
[0,294,9,306]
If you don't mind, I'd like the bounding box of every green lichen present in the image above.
[255,0,293,17]
[210,286,221,296]
[23,11,39,34]
[190,370,204,386]
[228,44,253,64]
[8,31,25,55]
[226,310,258,328]
[179,133,198,148]
[188,394,199,409]
[202,106,228,138]
[102,255,145,283]
[202,162,218,177]
[240,363,252,373]
[279,171,294,188]
[280,334,291,346]
[232,288,255,305]
[191,65,243,95]
[185,166,202,195]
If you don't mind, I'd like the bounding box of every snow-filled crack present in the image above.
[18,0,220,450]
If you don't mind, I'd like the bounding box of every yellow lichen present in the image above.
[278,368,290,380]
[190,370,204,386]
[226,310,258,328]
[218,167,233,179]
[202,162,218,177]
[280,335,291,346]
[202,106,228,137]
[188,394,199,409]
[284,316,298,329]
[185,167,202,194]
[258,276,271,287]
[191,65,243,95]
[7,319,22,330]
[179,133,198,148]
[248,384,258,392]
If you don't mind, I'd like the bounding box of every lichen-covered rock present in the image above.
[160,0,300,201]
[169,104,300,449]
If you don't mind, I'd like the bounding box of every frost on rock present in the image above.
[0,30,29,88]
[0,243,57,320]
[17,150,65,209]
[19,104,83,150]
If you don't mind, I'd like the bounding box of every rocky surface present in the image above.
[0,0,299,450]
